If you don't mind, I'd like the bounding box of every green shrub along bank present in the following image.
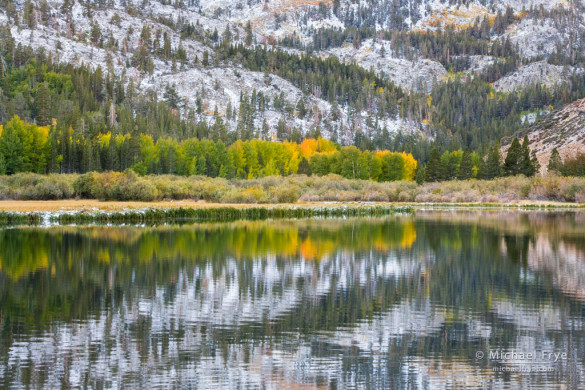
[1,172,585,203]
[52,205,411,224]
[0,212,43,225]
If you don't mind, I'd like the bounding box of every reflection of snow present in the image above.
[324,300,446,352]
[527,236,585,301]
[492,299,569,332]
[2,249,432,388]
[3,236,585,388]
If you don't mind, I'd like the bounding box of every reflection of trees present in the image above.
[0,218,418,326]
[1,213,585,388]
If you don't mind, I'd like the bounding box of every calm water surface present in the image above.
[0,211,584,389]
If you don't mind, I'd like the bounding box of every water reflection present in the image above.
[0,212,584,388]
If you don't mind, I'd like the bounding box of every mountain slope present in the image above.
[2,0,585,156]
[504,98,585,172]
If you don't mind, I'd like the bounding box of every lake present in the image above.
[0,211,584,389]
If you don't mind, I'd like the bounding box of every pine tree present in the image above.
[547,148,563,174]
[163,84,180,109]
[503,137,521,176]
[458,148,473,180]
[485,141,502,179]
[520,135,535,176]
[297,156,312,176]
[245,21,253,46]
[530,151,541,176]
[0,153,5,175]
[477,153,487,180]
[425,147,442,182]
[296,98,306,118]
[415,165,425,184]
[36,82,51,126]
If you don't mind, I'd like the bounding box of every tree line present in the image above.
[419,136,540,183]
[0,115,418,181]
[548,148,585,176]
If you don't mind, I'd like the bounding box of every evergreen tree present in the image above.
[297,156,312,176]
[477,152,487,180]
[547,148,563,174]
[530,151,540,176]
[503,137,521,175]
[520,135,535,176]
[425,147,442,182]
[0,153,5,175]
[485,141,502,179]
[415,165,425,184]
[245,21,253,46]
[458,148,473,180]
[163,84,180,109]
[36,82,51,126]
[296,98,307,118]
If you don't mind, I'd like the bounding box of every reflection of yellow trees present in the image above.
[0,244,49,280]
[0,217,419,279]
[400,221,417,248]
[300,238,335,260]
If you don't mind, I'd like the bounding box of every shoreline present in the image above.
[0,199,583,214]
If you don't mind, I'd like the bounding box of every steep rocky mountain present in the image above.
[1,0,585,150]
[503,98,585,172]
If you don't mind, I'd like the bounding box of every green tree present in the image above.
[36,82,51,126]
[485,141,502,179]
[520,135,535,176]
[547,148,563,174]
[296,98,307,118]
[503,137,521,176]
[163,84,180,109]
[425,147,442,182]
[0,153,5,175]
[0,116,49,174]
[530,151,540,176]
[245,21,253,46]
[415,165,425,184]
[297,156,312,176]
[458,148,473,180]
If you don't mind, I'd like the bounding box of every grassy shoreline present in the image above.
[0,199,584,214]
[0,202,414,225]
[0,200,583,226]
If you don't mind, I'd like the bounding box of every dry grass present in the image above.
[1,173,585,208]
[0,199,581,214]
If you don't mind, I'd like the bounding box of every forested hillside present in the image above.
[1,0,585,179]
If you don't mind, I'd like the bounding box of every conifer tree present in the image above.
[548,148,563,174]
[297,156,312,176]
[458,148,473,180]
[503,137,521,175]
[485,141,502,179]
[245,21,253,46]
[520,135,535,176]
[415,165,425,184]
[530,151,540,176]
[36,82,51,126]
[425,146,442,182]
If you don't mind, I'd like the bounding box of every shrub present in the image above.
[74,172,99,198]
[272,185,301,203]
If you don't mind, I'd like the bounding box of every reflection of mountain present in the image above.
[527,237,585,300]
[1,213,585,388]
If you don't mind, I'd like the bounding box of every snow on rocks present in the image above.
[326,39,448,93]
[493,61,583,93]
